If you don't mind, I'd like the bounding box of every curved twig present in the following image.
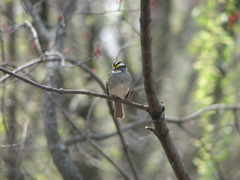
[167,104,240,123]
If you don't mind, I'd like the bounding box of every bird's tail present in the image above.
[114,102,125,119]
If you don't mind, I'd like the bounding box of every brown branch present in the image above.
[140,0,163,118]
[140,0,191,180]
[66,103,240,145]
[0,56,143,179]
[0,67,148,112]
[0,65,144,179]
[49,93,132,180]
[22,0,49,39]
[65,117,150,145]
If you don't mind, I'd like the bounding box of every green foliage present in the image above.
[190,2,235,105]
[189,0,239,179]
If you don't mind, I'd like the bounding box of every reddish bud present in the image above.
[57,15,65,20]
[90,68,97,73]
[94,44,102,59]
[1,21,7,31]
[150,1,156,9]
[229,14,238,22]
[31,42,37,50]
[228,13,238,29]
[82,32,90,39]
[64,47,74,54]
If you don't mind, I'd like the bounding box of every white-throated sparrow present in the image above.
[106,62,132,119]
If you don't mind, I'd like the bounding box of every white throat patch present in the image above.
[111,70,122,74]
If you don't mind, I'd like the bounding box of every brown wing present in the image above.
[106,82,109,95]
[106,71,112,95]
[125,86,131,99]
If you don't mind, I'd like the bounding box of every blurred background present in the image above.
[0,0,240,179]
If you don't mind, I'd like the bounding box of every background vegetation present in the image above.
[0,0,240,179]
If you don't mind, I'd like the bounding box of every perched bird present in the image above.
[106,62,132,119]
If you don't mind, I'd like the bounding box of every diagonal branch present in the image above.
[22,0,49,39]
[0,67,148,112]
[49,93,132,180]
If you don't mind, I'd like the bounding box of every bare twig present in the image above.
[22,0,49,39]
[0,136,31,149]
[66,102,240,145]
[65,117,151,145]
[0,56,92,84]
[48,93,132,180]
[24,19,43,54]
[167,104,240,123]
[111,114,140,180]
[0,67,148,112]
[75,9,139,16]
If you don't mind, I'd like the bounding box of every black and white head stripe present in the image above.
[112,62,126,68]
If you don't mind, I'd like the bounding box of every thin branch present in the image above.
[0,67,148,112]
[0,64,143,180]
[167,104,240,123]
[22,0,49,39]
[75,9,139,16]
[66,103,240,144]
[66,57,106,91]
[48,93,132,180]
[0,56,92,84]
[111,114,140,180]
[24,19,43,54]
[65,117,151,145]
[0,57,45,83]
[0,136,31,149]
